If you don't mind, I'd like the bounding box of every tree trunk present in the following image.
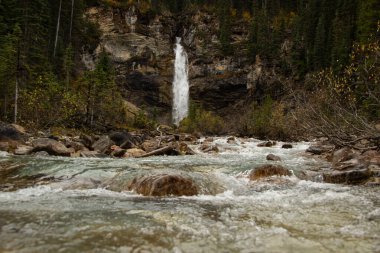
[69,0,75,42]
[53,0,62,57]
[14,78,18,124]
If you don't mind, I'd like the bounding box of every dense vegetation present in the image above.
[0,0,378,140]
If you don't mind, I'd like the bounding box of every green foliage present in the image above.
[179,102,224,135]
[133,109,155,129]
[240,96,297,139]
[217,0,233,55]
[356,0,380,43]
[18,73,83,128]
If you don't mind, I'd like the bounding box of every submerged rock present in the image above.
[249,164,291,180]
[128,174,198,197]
[266,154,281,161]
[200,143,219,153]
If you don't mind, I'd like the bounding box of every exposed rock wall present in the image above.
[84,5,289,124]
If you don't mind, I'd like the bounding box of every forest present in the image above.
[0,0,379,141]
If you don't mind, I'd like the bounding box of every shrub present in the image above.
[179,103,224,135]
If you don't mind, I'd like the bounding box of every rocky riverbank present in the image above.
[1,122,379,192]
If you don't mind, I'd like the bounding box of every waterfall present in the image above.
[172,37,189,126]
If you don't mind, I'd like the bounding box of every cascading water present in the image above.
[172,37,189,126]
[0,138,379,252]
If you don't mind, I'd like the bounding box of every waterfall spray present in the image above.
[172,37,189,126]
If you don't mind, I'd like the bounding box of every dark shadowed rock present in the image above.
[257,141,276,147]
[0,122,26,142]
[79,134,95,149]
[249,165,291,180]
[306,145,334,155]
[109,131,133,146]
[31,138,74,156]
[91,135,114,154]
[227,136,237,144]
[323,169,372,185]
[110,145,126,157]
[266,154,281,161]
[128,174,198,196]
[282,144,293,149]
[64,140,88,152]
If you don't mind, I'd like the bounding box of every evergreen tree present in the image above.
[356,0,380,43]
[313,15,327,69]
[218,0,233,55]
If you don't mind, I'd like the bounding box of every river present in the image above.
[0,138,379,253]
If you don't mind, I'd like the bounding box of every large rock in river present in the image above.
[250,164,291,180]
[128,174,198,196]
[31,138,74,156]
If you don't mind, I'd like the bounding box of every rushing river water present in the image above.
[0,138,379,253]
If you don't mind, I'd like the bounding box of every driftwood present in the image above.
[138,145,176,158]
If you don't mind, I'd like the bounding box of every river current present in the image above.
[0,138,379,253]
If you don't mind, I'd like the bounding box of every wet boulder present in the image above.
[323,168,372,185]
[31,138,74,156]
[257,141,276,147]
[227,136,237,144]
[177,142,195,155]
[306,145,333,155]
[249,164,291,180]
[128,174,198,196]
[282,144,293,149]
[200,143,219,153]
[266,154,281,161]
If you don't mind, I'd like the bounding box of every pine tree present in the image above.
[313,15,327,69]
[218,0,233,55]
[356,0,380,43]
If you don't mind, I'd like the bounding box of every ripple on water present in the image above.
[0,138,379,253]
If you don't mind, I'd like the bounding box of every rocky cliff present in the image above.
[83,5,289,125]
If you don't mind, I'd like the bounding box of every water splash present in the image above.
[172,37,189,126]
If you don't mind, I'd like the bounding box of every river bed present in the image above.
[0,138,379,253]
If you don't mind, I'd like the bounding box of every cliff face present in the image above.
[84,5,288,124]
